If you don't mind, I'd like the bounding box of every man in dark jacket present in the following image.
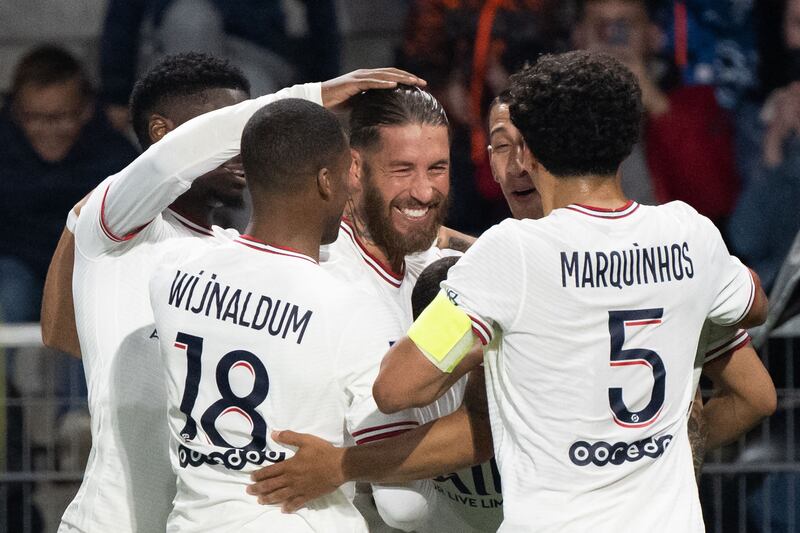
[0,45,137,323]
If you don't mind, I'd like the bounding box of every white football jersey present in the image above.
[60,83,321,533]
[442,201,755,533]
[150,231,402,532]
[323,220,502,533]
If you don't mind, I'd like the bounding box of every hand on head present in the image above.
[321,68,427,109]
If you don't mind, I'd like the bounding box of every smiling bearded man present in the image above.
[341,85,451,274]
[357,148,449,270]
[314,85,502,533]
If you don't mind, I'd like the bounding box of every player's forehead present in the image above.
[488,103,521,139]
[16,76,85,111]
[584,0,648,22]
[370,123,450,163]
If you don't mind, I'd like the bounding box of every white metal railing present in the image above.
[0,324,797,532]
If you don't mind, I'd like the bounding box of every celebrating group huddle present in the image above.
[45,50,774,533]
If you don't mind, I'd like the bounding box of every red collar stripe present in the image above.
[565,201,640,219]
[340,221,404,288]
[164,209,213,236]
[234,236,318,265]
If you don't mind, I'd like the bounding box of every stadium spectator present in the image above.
[0,45,137,325]
[573,0,741,228]
[100,0,341,133]
[727,0,800,291]
[651,0,758,110]
[399,0,572,233]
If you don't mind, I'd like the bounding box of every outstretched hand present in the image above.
[320,68,426,108]
[248,430,346,513]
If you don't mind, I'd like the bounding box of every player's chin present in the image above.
[509,189,543,220]
[391,216,441,254]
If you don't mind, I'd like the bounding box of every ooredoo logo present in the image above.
[569,434,672,467]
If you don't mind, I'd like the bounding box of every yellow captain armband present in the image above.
[407,291,475,373]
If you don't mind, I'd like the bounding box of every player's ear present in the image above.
[348,148,364,193]
[317,167,333,201]
[149,113,174,144]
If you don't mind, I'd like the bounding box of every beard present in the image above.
[359,170,448,270]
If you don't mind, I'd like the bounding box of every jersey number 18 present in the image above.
[175,332,270,451]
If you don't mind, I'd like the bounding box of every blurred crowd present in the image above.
[2,0,800,529]
[5,0,800,320]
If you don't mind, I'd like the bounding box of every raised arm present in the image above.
[99,68,426,244]
[99,83,323,241]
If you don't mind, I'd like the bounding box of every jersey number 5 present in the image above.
[608,309,665,428]
[175,332,270,451]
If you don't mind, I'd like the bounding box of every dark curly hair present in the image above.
[129,52,250,148]
[349,84,449,150]
[508,51,642,177]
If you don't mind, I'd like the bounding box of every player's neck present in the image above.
[544,173,629,215]
[168,198,215,227]
[248,209,322,262]
[343,203,404,274]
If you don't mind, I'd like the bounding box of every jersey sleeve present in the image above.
[439,221,525,345]
[700,216,756,326]
[75,83,321,258]
[337,295,424,443]
[697,322,750,365]
[66,207,78,233]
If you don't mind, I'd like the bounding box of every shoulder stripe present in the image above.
[99,183,151,242]
[704,330,750,365]
[340,219,404,288]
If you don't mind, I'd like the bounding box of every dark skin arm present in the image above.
[248,367,493,512]
[41,196,89,358]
